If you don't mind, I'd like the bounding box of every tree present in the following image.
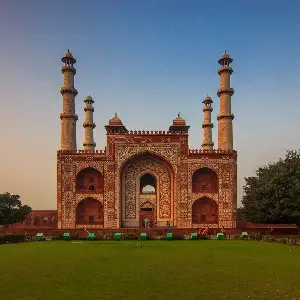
[0,193,32,226]
[240,150,300,227]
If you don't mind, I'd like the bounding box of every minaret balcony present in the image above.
[218,66,233,75]
[84,107,95,112]
[83,142,96,147]
[61,65,76,74]
[60,113,78,121]
[202,123,214,128]
[203,106,213,112]
[60,87,78,96]
[83,122,96,128]
[217,113,234,121]
[217,88,234,97]
[201,142,214,148]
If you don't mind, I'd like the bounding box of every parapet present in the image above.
[189,149,237,154]
[58,149,106,155]
[106,129,188,135]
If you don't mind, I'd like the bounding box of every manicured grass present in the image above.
[0,240,300,300]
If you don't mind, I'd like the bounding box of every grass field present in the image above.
[0,240,300,300]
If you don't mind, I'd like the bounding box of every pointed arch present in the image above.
[76,197,104,225]
[76,167,104,193]
[192,197,218,224]
[192,167,218,193]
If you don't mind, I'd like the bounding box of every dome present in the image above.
[221,53,230,59]
[64,49,73,58]
[173,113,186,126]
[61,49,76,64]
[84,95,94,104]
[109,113,123,126]
[202,95,213,103]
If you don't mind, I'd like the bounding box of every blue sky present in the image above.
[0,0,299,209]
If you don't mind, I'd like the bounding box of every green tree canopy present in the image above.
[241,150,300,226]
[0,193,32,226]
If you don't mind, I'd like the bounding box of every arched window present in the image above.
[192,168,218,193]
[192,197,218,224]
[76,198,104,225]
[140,173,156,194]
[76,168,104,193]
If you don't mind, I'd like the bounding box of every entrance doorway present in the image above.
[139,207,155,228]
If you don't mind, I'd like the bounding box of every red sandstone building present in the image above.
[13,50,238,230]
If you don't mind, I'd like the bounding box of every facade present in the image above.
[57,50,237,229]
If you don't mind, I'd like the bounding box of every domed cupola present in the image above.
[105,113,128,133]
[169,113,190,133]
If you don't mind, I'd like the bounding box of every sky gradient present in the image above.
[0,0,299,209]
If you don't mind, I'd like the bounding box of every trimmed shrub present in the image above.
[172,234,184,240]
[1,235,26,243]
[249,233,263,241]
[123,233,139,240]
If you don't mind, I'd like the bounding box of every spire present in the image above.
[201,95,214,150]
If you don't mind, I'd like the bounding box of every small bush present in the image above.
[1,235,26,244]
[103,233,113,240]
[277,237,288,244]
[172,234,184,240]
[249,233,262,241]
[287,237,298,245]
[123,233,138,240]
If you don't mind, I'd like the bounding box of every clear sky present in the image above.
[0,0,299,209]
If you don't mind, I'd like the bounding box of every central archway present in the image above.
[121,153,174,228]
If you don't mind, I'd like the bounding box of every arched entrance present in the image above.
[139,173,156,227]
[192,197,218,224]
[121,153,173,228]
[76,198,104,226]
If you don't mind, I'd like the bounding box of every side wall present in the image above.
[57,152,108,229]
[186,154,237,228]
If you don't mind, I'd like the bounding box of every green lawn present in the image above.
[0,240,300,300]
